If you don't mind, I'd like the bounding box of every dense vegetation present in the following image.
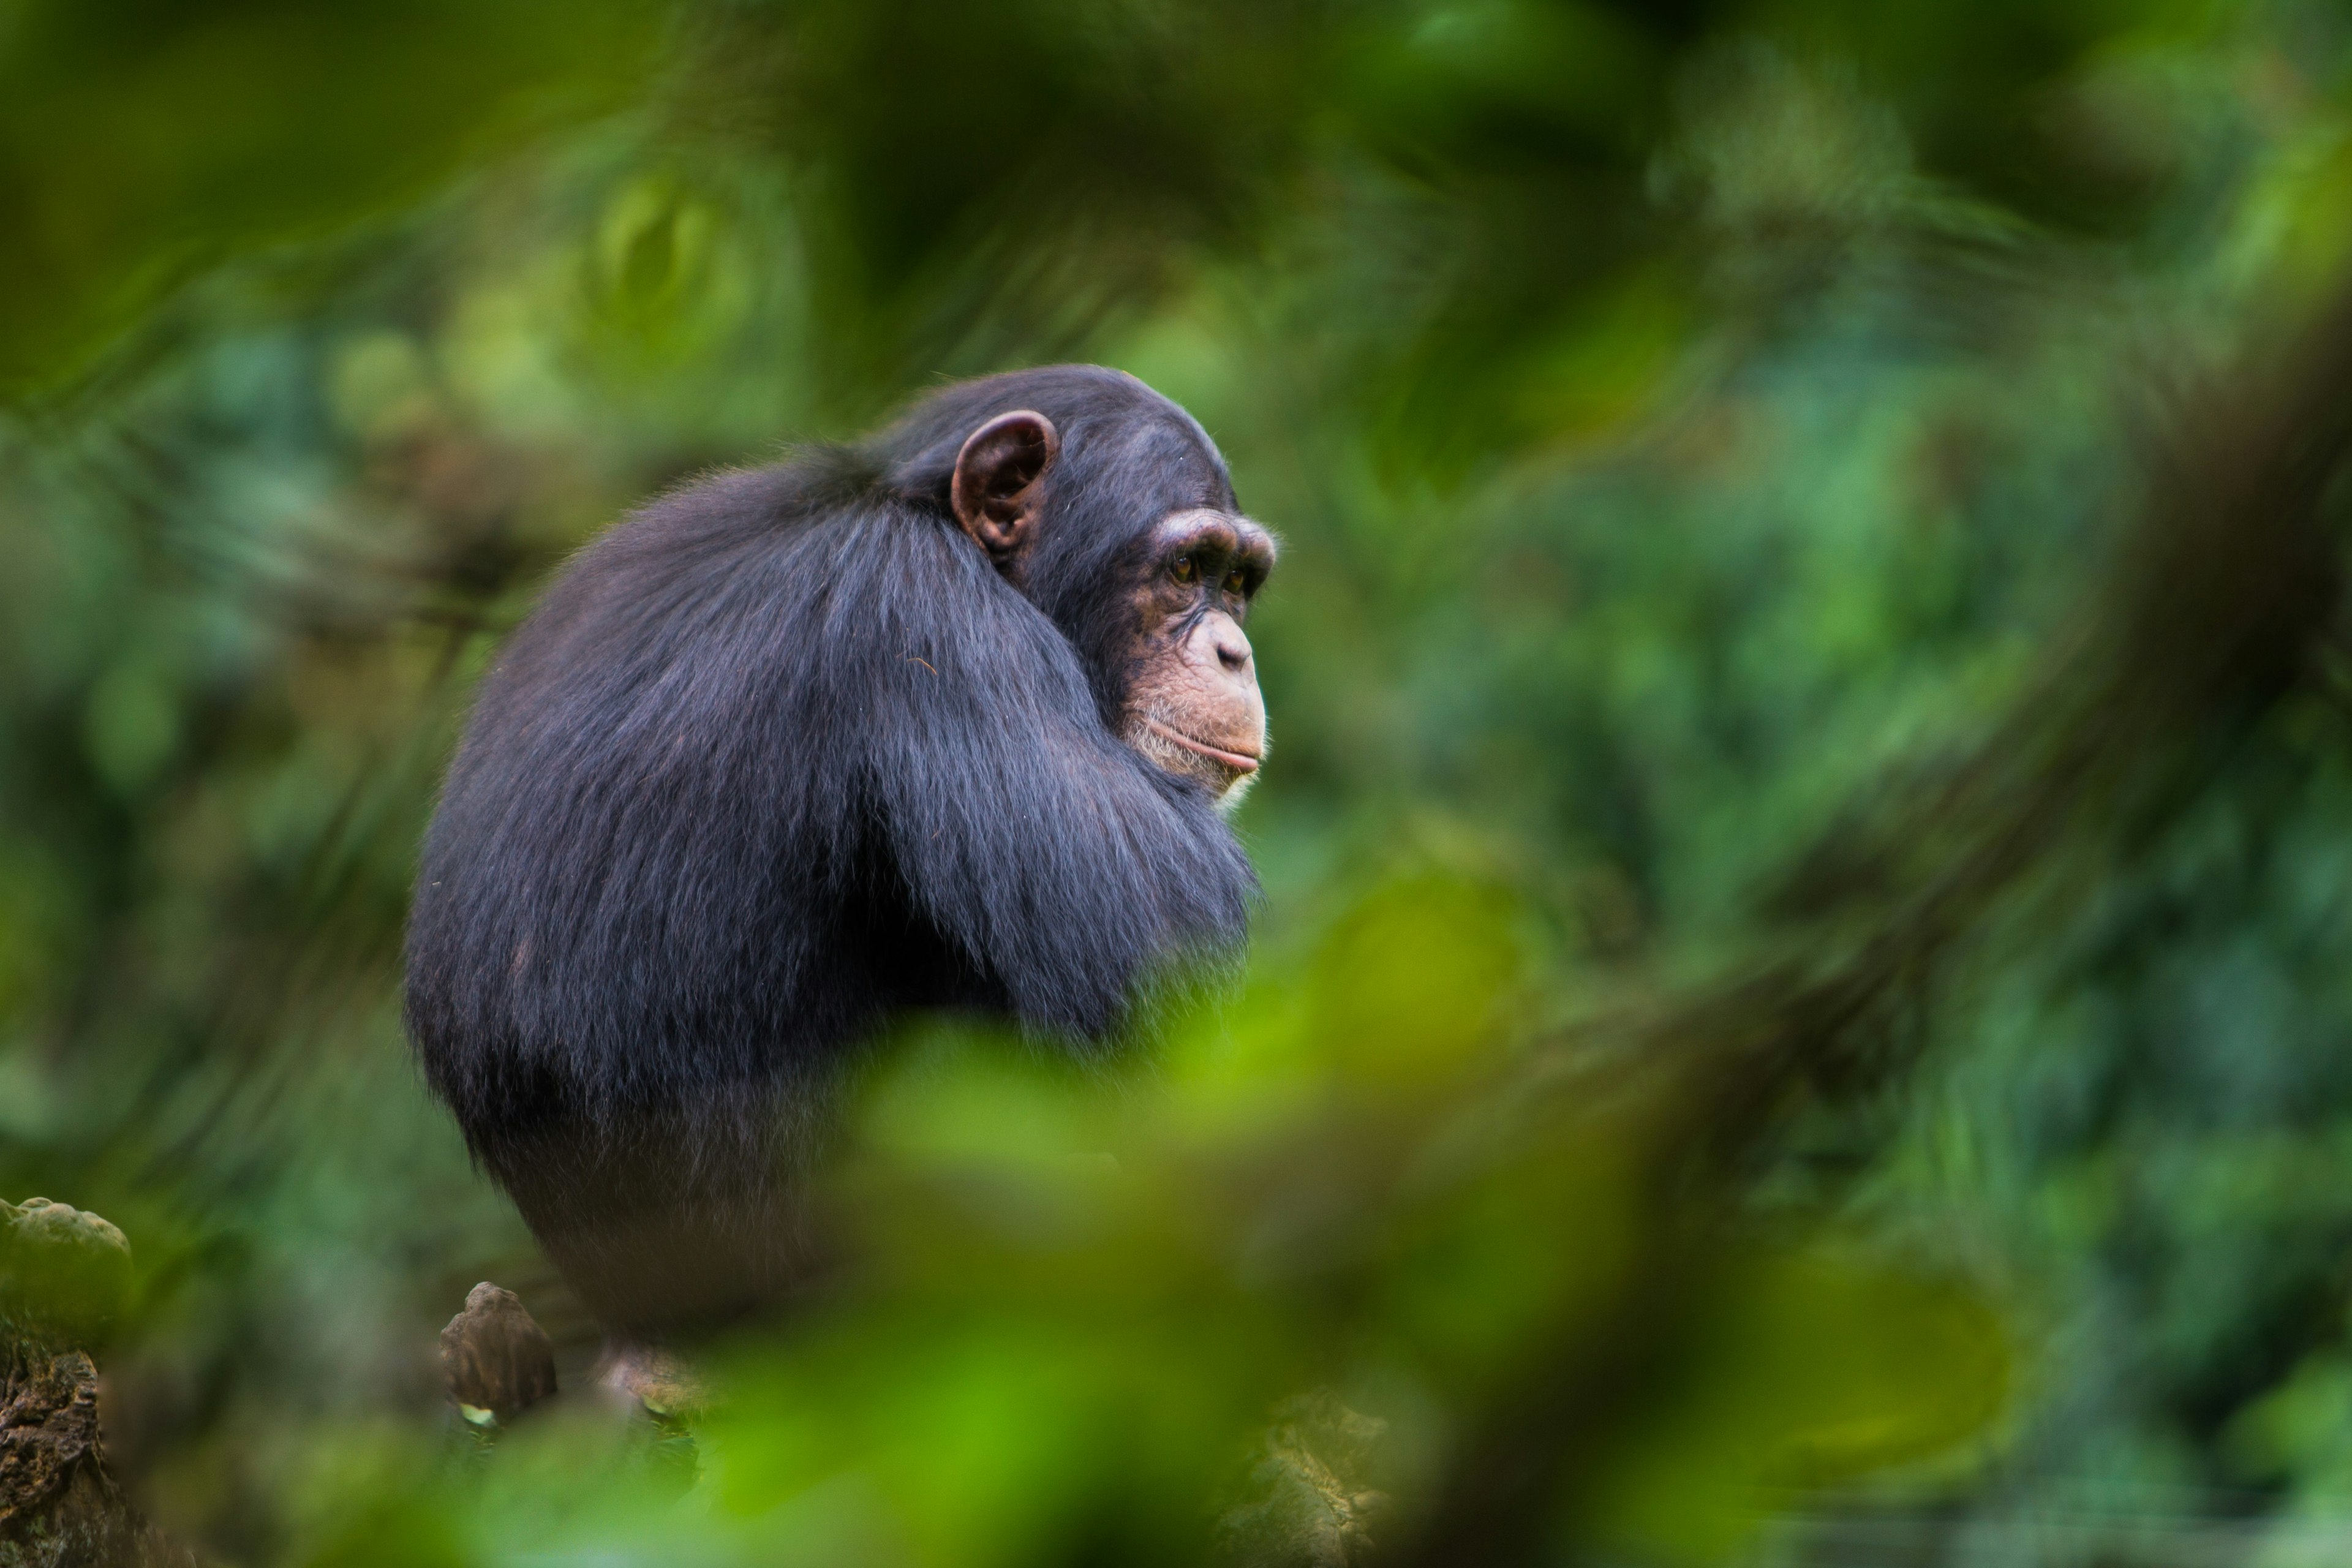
[9,2,2352,1562]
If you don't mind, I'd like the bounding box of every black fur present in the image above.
[403,366,1257,1333]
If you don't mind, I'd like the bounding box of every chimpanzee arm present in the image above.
[820,511,1255,1039]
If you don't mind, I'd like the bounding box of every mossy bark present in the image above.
[0,1200,188,1568]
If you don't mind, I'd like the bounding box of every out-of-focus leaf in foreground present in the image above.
[0,0,660,392]
[269,880,2007,1568]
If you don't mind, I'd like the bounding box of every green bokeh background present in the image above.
[8,2,2352,1563]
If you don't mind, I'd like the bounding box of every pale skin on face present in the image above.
[1120,508,1275,810]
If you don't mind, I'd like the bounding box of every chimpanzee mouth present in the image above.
[1142,718,1261,774]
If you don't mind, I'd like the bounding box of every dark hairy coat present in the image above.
[403,366,1256,1332]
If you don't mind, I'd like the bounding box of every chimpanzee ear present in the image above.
[951,410,1060,561]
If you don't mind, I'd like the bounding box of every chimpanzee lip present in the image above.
[1144,719,1261,773]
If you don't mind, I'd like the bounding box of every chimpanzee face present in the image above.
[1117,507,1275,808]
[948,407,1275,810]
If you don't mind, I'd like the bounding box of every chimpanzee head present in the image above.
[879,366,1275,807]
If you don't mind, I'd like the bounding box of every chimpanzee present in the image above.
[404,366,1273,1342]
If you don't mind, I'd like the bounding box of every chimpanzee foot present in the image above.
[590,1339,707,1422]
[587,1338,704,1497]
[435,1286,699,1494]
[439,1281,558,1431]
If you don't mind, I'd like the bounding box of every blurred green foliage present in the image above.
[7,1,2352,1564]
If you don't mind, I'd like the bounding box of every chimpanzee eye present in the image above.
[1170,555,1198,584]
[1223,568,1248,595]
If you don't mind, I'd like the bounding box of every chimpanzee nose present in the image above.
[1213,622,1254,675]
